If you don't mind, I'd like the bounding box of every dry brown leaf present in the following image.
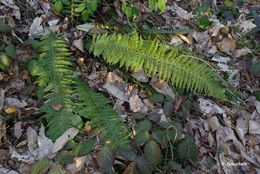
[4,107,17,114]
[216,38,236,55]
[51,104,63,111]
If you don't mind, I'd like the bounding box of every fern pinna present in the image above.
[29,33,128,149]
[89,33,227,100]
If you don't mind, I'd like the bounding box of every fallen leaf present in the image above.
[131,69,148,83]
[240,20,256,33]
[27,125,53,160]
[129,95,148,113]
[207,116,220,132]
[66,156,87,174]
[235,116,248,145]
[5,98,27,108]
[198,98,226,117]
[216,38,236,55]
[14,122,23,139]
[0,167,20,174]
[173,5,192,20]
[51,127,79,154]
[103,72,129,101]
[150,78,175,100]
[52,104,63,111]
[29,17,44,37]
[235,47,252,57]
[72,39,84,52]
[249,120,260,135]
[76,23,95,32]
[4,107,17,114]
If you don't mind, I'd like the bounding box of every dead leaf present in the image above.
[14,122,23,139]
[73,38,84,52]
[103,72,129,102]
[216,38,236,55]
[129,95,148,113]
[240,20,256,33]
[249,120,260,135]
[51,127,79,154]
[131,69,148,83]
[4,107,17,114]
[52,104,63,111]
[235,47,252,57]
[177,34,192,45]
[198,98,226,117]
[29,17,44,37]
[235,116,248,145]
[27,125,53,160]
[66,156,87,174]
[173,5,192,20]
[254,100,260,115]
[0,167,20,174]
[5,98,27,108]
[76,23,95,32]
[150,78,175,100]
[207,116,220,132]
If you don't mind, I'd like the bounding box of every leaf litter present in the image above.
[0,0,260,173]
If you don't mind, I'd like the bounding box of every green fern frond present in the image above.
[89,33,227,100]
[29,32,83,139]
[29,33,129,148]
[53,0,98,22]
[73,79,129,149]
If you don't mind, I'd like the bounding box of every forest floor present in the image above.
[0,0,260,174]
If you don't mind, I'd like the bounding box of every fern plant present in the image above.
[89,33,227,100]
[73,79,129,149]
[29,33,128,149]
[29,33,82,139]
[53,0,98,22]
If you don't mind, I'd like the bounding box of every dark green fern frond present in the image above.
[89,33,227,100]
[53,0,98,22]
[29,33,82,139]
[73,79,129,149]
[29,33,129,148]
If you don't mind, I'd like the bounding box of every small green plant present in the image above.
[53,0,98,22]
[193,5,211,30]
[148,0,167,12]
[122,1,139,19]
